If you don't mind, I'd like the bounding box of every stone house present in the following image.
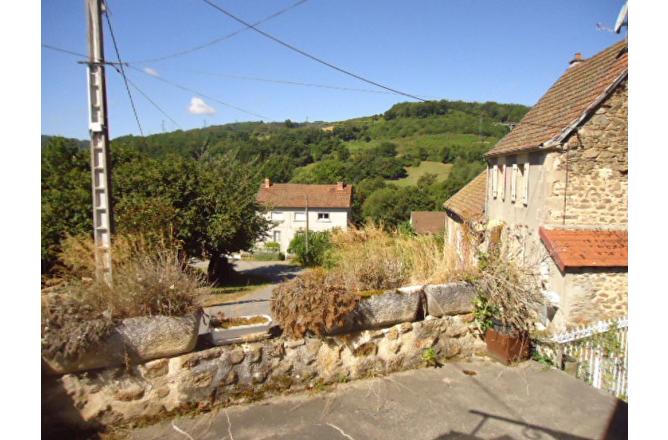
[443,171,487,266]
[410,211,447,235]
[482,40,628,330]
[256,179,353,253]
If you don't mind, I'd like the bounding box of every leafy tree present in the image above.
[41,137,92,272]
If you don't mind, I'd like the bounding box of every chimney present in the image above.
[263,178,272,188]
[336,182,345,191]
[569,52,585,69]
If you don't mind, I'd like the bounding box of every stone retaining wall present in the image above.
[43,314,484,431]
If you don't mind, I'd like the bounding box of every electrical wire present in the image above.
[103,3,144,136]
[127,64,269,120]
[116,69,182,129]
[200,0,428,102]
[42,44,87,59]
[130,0,309,64]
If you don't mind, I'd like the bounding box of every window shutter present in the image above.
[511,164,517,202]
[523,163,529,205]
[500,164,505,200]
[492,165,498,198]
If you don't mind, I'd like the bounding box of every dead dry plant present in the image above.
[326,223,470,291]
[41,233,203,360]
[472,254,545,332]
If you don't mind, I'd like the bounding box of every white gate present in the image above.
[537,317,628,400]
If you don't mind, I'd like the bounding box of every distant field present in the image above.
[345,133,496,155]
[391,161,453,187]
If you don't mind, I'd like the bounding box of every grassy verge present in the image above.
[391,161,453,186]
[196,270,271,307]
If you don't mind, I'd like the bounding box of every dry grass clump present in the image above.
[472,255,544,332]
[326,223,468,291]
[42,233,203,360]
[272,268,359,339]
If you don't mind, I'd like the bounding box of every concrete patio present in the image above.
[127,359,627,440]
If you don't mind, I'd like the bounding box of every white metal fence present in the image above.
[538,317,628,400]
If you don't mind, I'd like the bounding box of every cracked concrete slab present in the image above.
[128,359,626,440]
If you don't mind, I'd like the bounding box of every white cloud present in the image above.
[188,97,216,115]
[143,67,159,77]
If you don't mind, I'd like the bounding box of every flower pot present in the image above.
[485,325,530,365]
[42,311,201,375]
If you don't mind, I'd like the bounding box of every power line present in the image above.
[200,0,428,102]
[127,64,269,120]
[103,3,144,136]
[186,70,394,95]
[117,69,182,129]
[42,44,87,58]
[130,0,309,64]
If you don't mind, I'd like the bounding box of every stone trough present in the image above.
[42,312,201,376]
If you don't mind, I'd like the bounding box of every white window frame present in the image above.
[272,230,281,243]
[511,164,518,203]
[271,211,284,222]
[317,212,331,222]
[492,165,498,198]
[294,211,306,222]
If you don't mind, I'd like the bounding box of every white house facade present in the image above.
[256,179,353,253]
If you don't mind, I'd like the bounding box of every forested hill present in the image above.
[42,99,528,270]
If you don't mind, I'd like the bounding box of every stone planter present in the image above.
[326,289,422,335]
[207,314,273,346]
[43,312,201,375]
[424,282,476,317]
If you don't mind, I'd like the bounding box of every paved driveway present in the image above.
[128,359,627,440]
[204,260,303,322]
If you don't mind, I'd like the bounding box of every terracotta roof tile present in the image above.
[443,171,487,221]
[410,211,446,234]
[539,227,628,272]
[486,40,628,157]
[257,182,353,209]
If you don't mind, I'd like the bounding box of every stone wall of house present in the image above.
[43,314,484,431]
[562,269,627,324]
[546,79,628,226]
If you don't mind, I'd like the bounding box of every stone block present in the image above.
[424,282,476,317]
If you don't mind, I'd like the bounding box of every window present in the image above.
[511,164,518,202]
[271,211,284,222]
[492,165,498,198]
[294,212,306,222]
[272,230,281,243]
[317,212,330,222]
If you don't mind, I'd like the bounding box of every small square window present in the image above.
[294,212,306,222]
[317,213,330,222]
[271,211,284,222]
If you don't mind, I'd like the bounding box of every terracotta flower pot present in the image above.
[485,323,530,365]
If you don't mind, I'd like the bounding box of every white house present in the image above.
[256,179,353,253]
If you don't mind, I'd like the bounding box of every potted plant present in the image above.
[472,255,544,365]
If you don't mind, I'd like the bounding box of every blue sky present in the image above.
[41,0,626,139]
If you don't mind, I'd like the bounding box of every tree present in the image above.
[41,137,92,273]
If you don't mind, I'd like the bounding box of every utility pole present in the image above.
[86,0,113,285]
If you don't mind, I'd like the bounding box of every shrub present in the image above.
[264,241,280,252]
[325,223,468,291]
[42,233,203,360]
[471,254,544,332]
[288,230,332,267]
[272,268,359,339]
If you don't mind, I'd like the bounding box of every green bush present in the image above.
[288,230,332,267]
[264,241,280,252]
